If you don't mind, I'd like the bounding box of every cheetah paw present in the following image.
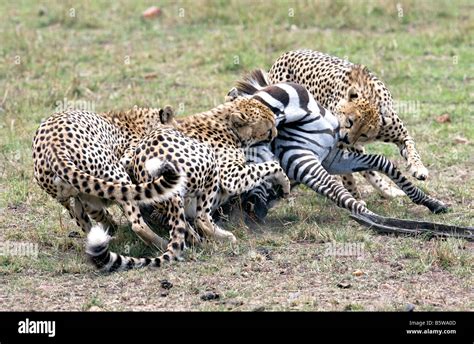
[408,165,429,181]
[277,174,291,198]
[379,187,406,199]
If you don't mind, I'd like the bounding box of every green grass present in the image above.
[0,0,472,311]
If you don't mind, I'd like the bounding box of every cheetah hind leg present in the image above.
[122,201,169,251]
[60,197,92,237]
[80,195,119,234]
[163,196,193,260]
[184,220,203,246]
[194,180,236,243]
[139,203,202,247]
[61,196,117,238]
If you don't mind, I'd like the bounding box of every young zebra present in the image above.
[225,70,448,220]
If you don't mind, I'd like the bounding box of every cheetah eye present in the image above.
[360,134,368,138]
[349,93,358,100]
[345,118,354,129]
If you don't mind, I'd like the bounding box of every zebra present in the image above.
[225,70,444,214]
[222,70,473,239]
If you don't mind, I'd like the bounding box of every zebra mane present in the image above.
[234,69,270,96]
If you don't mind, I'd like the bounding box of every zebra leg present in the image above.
[323,148,448,214]
[287,152,368,214]
[341,144,405,198]
[241,180,277,221]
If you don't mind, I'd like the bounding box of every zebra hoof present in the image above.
[253,204,269,221]
[243,197,269,222]
[428,201,450,214]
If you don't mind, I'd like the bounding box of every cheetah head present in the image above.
[335,86,381,145]
[227,97,277,146]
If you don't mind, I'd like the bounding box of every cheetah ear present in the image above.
[349,64,369,84]
[229,112,248,128]
[225,88,240,102]
[159,105,175,124]
[347,86,359,101]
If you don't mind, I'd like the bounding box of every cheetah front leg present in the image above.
[378,115,428,180]
[398,136,429,180]
[340,174,362,199]
[361,170,406,199]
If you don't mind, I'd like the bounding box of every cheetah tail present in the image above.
[52,150,184,204]
[86,224,178,272]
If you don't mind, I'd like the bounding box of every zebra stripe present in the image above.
[231,70,446,217]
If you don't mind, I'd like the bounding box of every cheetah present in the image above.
[32,106,182,250]
[86,97,291,272]
[268,49,428,199]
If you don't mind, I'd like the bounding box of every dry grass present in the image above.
[0,0,472,311]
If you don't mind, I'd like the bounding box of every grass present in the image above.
[0,0,472,311]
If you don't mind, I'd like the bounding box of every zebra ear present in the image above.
[225,88,240,102]
[347,86,358,101]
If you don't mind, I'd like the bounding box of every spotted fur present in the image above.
[32,106,183,250]
[268,49,428,199]
[223,71,447,223]
[86,97,290,272]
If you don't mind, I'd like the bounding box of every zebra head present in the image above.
[227,69,340,131]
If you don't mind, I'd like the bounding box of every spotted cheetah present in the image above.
[86,97,291,272]
[268,49,428,199]
[32,106,182,250]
